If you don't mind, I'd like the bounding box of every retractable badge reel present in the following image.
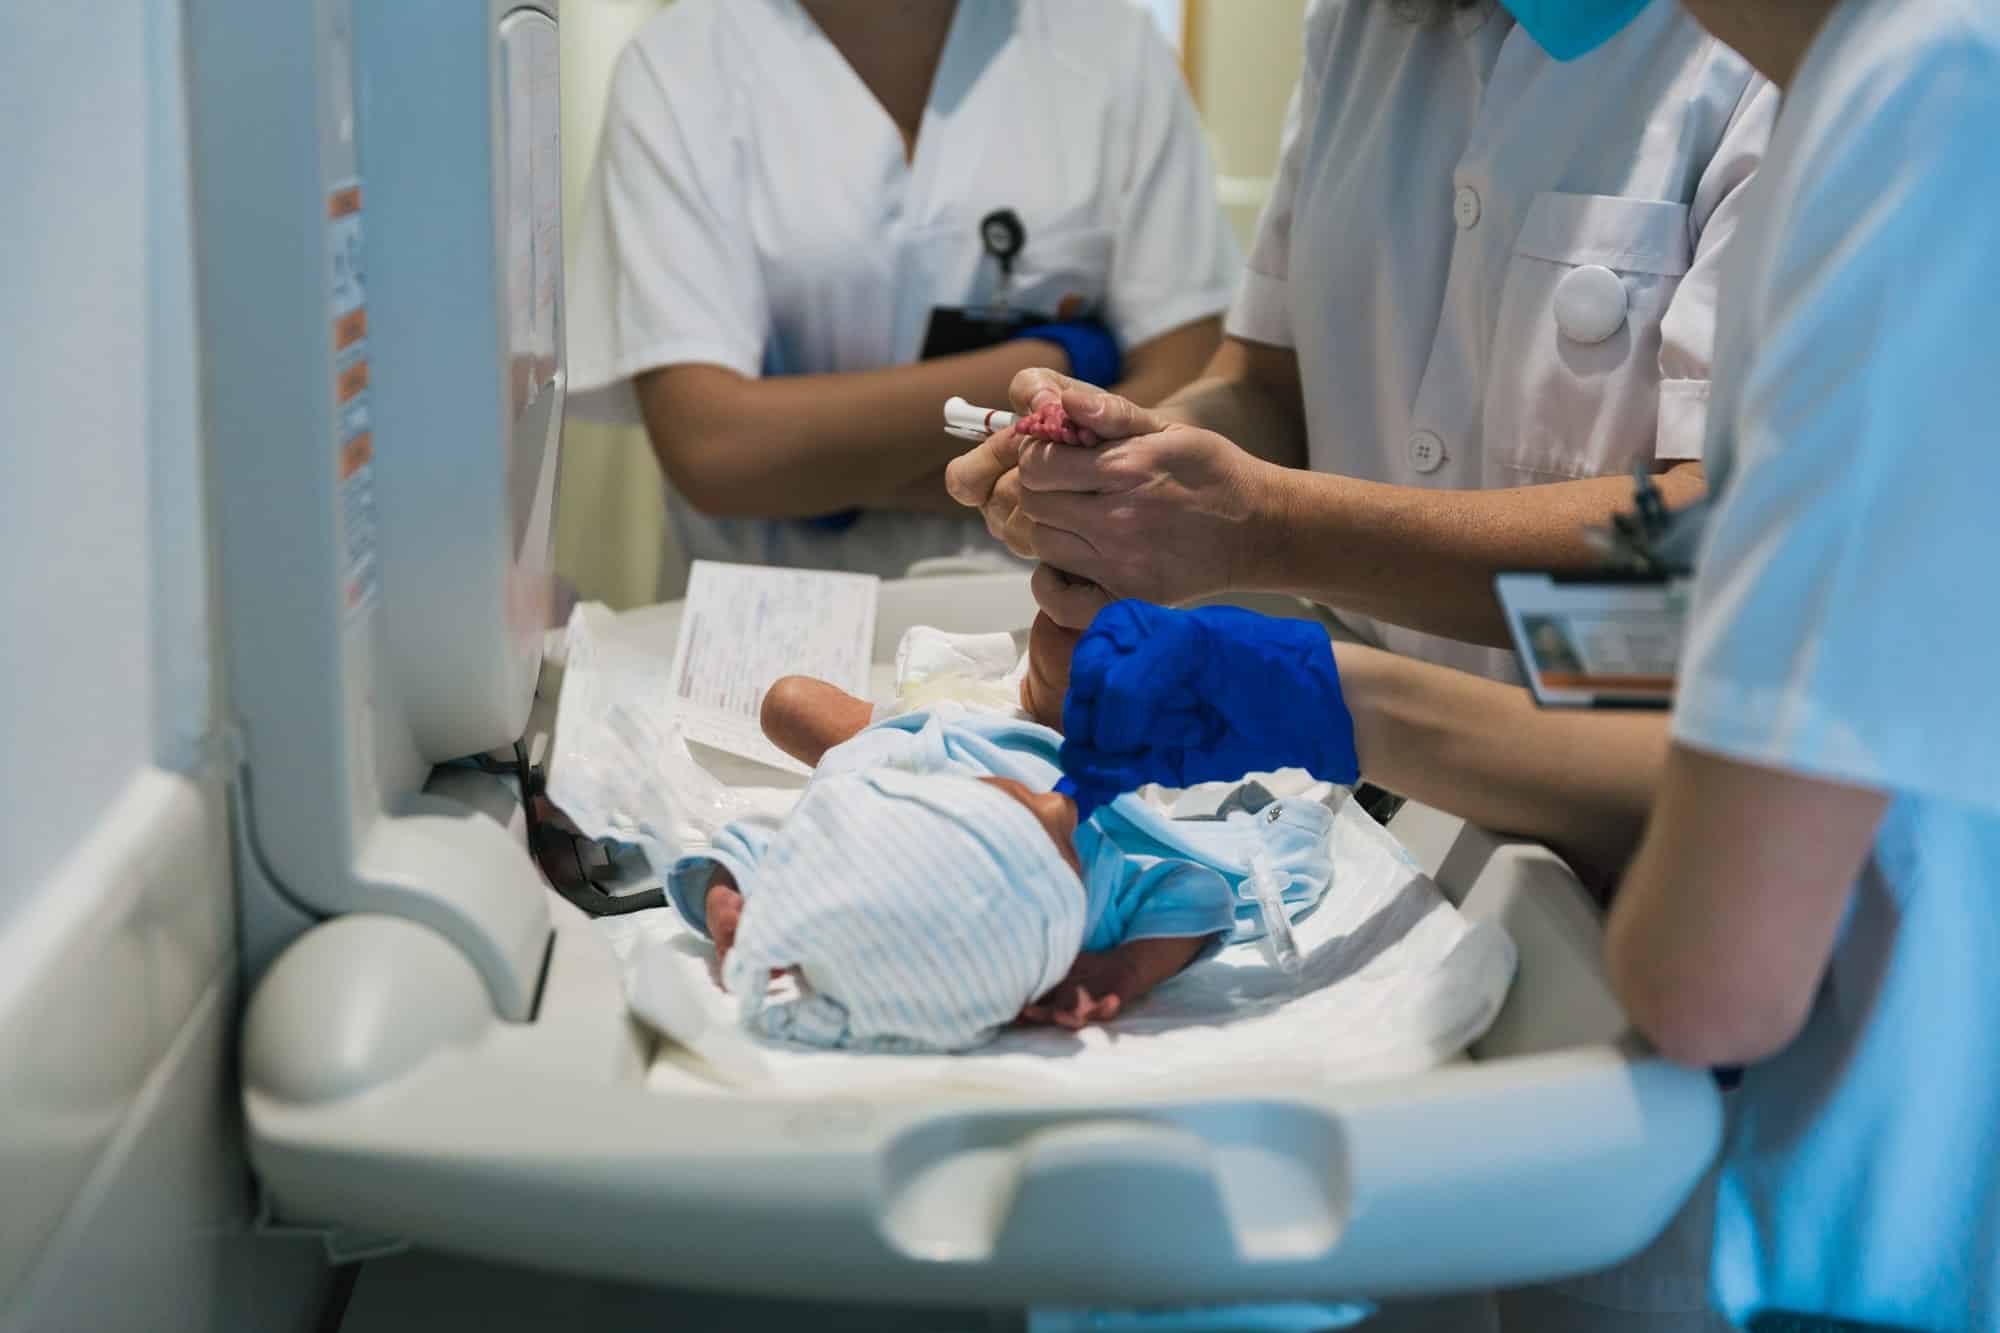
[979,207,1025,324]
[1494,466,1701,711]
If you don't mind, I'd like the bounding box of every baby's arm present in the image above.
[1020,612,1080,730]
[1020,934,1213,1029]
[760,675,876,767]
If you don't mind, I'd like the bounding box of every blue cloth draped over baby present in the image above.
[667,707,1338,1021]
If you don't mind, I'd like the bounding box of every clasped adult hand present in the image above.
[1059,600,1359,812]
[944,369,1281,629]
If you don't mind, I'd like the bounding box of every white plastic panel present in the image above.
[190,0,550,1015]
[0,773,229,1309]
[359,0,564,767]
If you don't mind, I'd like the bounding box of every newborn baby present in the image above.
[666,616,1334,1052]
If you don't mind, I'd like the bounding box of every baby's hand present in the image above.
[1019,952,1134,1029]
[1018,986,1122,1029]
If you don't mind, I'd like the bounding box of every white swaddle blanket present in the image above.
[555,607,1517,1094]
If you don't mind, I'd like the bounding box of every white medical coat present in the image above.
[568,0,1239,578]
[1229,0,1776,681]
[1674,0,2000,1323]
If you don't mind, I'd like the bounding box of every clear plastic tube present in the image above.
[1249,849,1304,974]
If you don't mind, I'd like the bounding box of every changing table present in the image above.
[241,574,1721,1310]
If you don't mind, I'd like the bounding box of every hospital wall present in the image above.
[555,0,684,612]
[0,6,327,1331]
[1190,0,1310,246]
[551,0,1309,610]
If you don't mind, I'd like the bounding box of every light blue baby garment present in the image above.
[671,707,1335,964]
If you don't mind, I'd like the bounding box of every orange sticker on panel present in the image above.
[333,307,368,350]
[339,433,374,480]
[336,359,370,403]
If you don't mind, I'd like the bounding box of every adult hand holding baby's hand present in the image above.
[1015,417,1281,628]
[945,368,1134,558]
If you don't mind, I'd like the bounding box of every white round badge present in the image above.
[1553,264,1628,344]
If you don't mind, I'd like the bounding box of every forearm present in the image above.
[1158,338,1309,467]
[876,468,964,515]
[1110,317,1224,413]
[638,340,1064,518]
[1020,612,1079,729]
[1337,643,1667,876]
[1251,462,1707,647]
[1603,745,1884,1067]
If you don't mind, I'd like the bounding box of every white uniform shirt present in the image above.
[570,0,1239,578]
[1228,0,1775,680]
[1674,0,2000,1323]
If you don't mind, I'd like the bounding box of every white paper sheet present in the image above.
[664,562,879,776]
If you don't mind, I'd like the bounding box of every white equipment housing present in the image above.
[187,0,1724,1309]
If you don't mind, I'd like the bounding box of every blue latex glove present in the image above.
[1015,318,1121,390]
[1058,601,1357,815]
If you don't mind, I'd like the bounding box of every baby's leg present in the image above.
[1021,612,1081,730]
[760,675,876,767]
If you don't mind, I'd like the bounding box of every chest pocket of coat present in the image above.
[1008,226,1115,326]
[899,224,1116,363]
[1484,192,1692,484]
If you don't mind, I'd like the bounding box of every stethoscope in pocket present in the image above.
[918,208,1032,361]
[978,207,1026,324]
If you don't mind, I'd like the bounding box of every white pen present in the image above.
[942,396,1017,442]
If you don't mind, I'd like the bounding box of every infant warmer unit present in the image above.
[186,0,1723,1312]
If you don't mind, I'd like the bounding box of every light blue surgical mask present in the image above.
[1503,0,1655,60]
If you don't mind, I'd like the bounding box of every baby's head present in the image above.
[723,770,1087,1051]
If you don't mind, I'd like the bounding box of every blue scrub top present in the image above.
[1672,0,2000,1323]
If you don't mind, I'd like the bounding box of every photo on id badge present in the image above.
[1494,572,1690,709]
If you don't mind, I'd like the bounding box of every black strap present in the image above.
[515,741,668,917]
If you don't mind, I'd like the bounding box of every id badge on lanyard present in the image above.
[1495,467,1707,710]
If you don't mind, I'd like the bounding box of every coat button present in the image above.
[1407,430,1446,474]
[1553,264,1628,344]
[1453,186,1481,230]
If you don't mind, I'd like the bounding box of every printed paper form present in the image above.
[666,562,880,776]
